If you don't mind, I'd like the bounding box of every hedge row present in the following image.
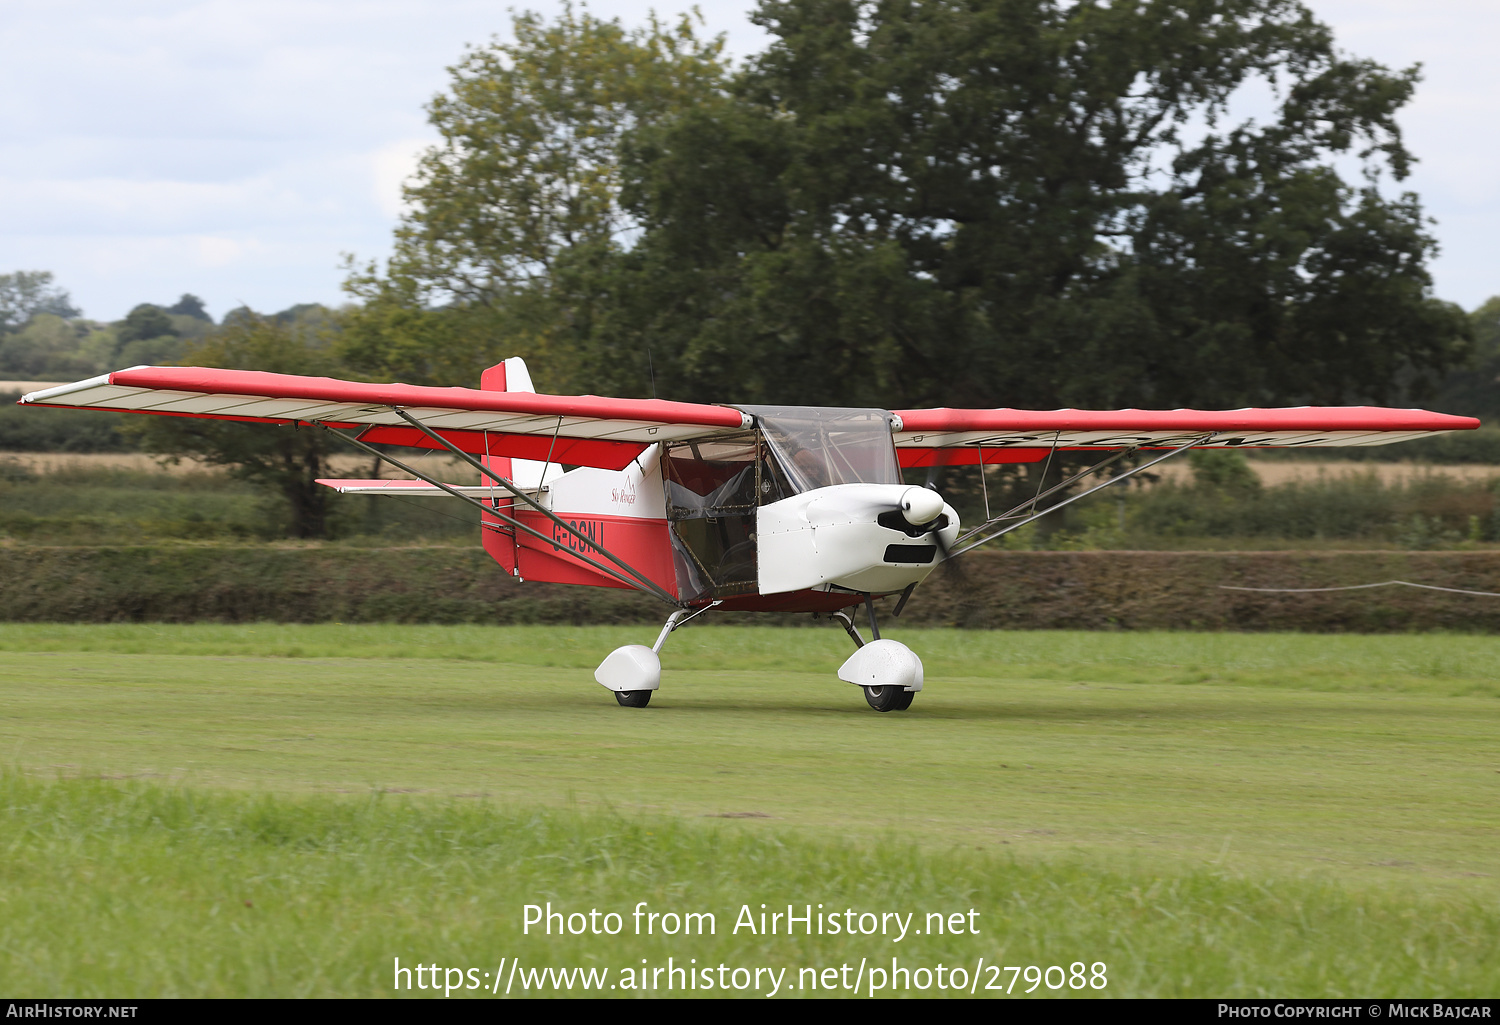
[3,545,1500,632]
[917,549,1500,632]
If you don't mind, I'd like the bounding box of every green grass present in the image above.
[0,467,266,541]
[0,624,1497,996]
[1,775,1495,998]
[0,464,479,543]
[4,622,1499,695]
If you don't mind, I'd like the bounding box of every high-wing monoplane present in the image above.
[20,361,1478,711]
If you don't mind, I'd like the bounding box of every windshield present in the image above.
[737,405,900,493]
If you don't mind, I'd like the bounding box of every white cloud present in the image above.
[1303,0,1500,303]
[195,235,245,268]
[370,138,434,219]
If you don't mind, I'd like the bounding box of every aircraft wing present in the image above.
[888,406,1482,467]
[18,366,753,471]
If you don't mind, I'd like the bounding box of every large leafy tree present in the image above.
[584,0,1468,408]
[1431,297,1500,424]
[342,6,728,388]
[134,312,346,538]
[0,271,79,334]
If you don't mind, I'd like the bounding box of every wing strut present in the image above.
[950,434,1217,557]
[317,420,680,606]
[385,407,676,602]
[954,443,1134,548]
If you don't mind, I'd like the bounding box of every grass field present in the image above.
[1,624,1497,997]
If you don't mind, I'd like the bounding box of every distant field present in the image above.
[9,445,1500,549]
[0,624,1496,996]
[0,380,69,393]
[0,453,482,543]
[0,450,471,477]
[1186,460,1500,487]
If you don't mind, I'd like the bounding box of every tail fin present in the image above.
[479,358,557,490]
[478,357,545,576]
[481,356,535,394]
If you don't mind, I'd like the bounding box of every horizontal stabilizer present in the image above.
[314,478,542,498]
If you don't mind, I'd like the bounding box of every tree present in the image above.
[0,271,80,333]
[108,303,188,369]
[166,294,212,321]
[0,314,97,379]
[133,312,346,538]
[582,0,1468,409]
[341,5,729,388]
[1432,297,1500,424]
[115,304,178,346]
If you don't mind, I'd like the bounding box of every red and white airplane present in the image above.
[20,360,1478,711]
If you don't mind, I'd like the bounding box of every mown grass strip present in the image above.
[2,631,1496,892]
[2,623,1497,697]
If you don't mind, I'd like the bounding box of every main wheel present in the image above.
[863,685,911,712]
[614,689,652,708]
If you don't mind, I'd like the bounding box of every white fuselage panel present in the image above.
[538,445,667,519]
[756,484,959,595]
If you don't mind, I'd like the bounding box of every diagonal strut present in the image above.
[317,421,680,605]
[386,407,677,602]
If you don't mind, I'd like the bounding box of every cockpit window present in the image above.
[660,432,764,599]
[737,406,900,494]
[658,411,899,600]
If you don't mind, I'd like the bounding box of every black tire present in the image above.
[614,689,652,708]
[863,685,910,712]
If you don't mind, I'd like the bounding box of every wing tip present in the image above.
[19,373,116,404]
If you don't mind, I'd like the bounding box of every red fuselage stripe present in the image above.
[898,447,1051,467]
[357,425,646,471]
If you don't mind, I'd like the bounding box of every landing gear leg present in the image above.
[863,593,882,640]
[830,610,865,649]
[594,602,721,708]
[835,595,921,712]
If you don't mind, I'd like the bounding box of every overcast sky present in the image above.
[2,0,1495,323]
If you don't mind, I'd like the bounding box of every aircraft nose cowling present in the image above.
[756,483,959,595]
[900,486,945,526]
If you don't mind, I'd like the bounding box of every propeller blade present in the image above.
[882,484,970,615]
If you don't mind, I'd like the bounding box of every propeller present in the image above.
[881,484,967,618]
[884,470,974,617]
[917,466,959,564]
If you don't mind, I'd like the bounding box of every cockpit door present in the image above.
[661,433,780,599]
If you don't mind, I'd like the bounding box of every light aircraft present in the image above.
[19,361,1478,711]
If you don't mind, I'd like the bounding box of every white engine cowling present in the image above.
[756,483,959,595]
